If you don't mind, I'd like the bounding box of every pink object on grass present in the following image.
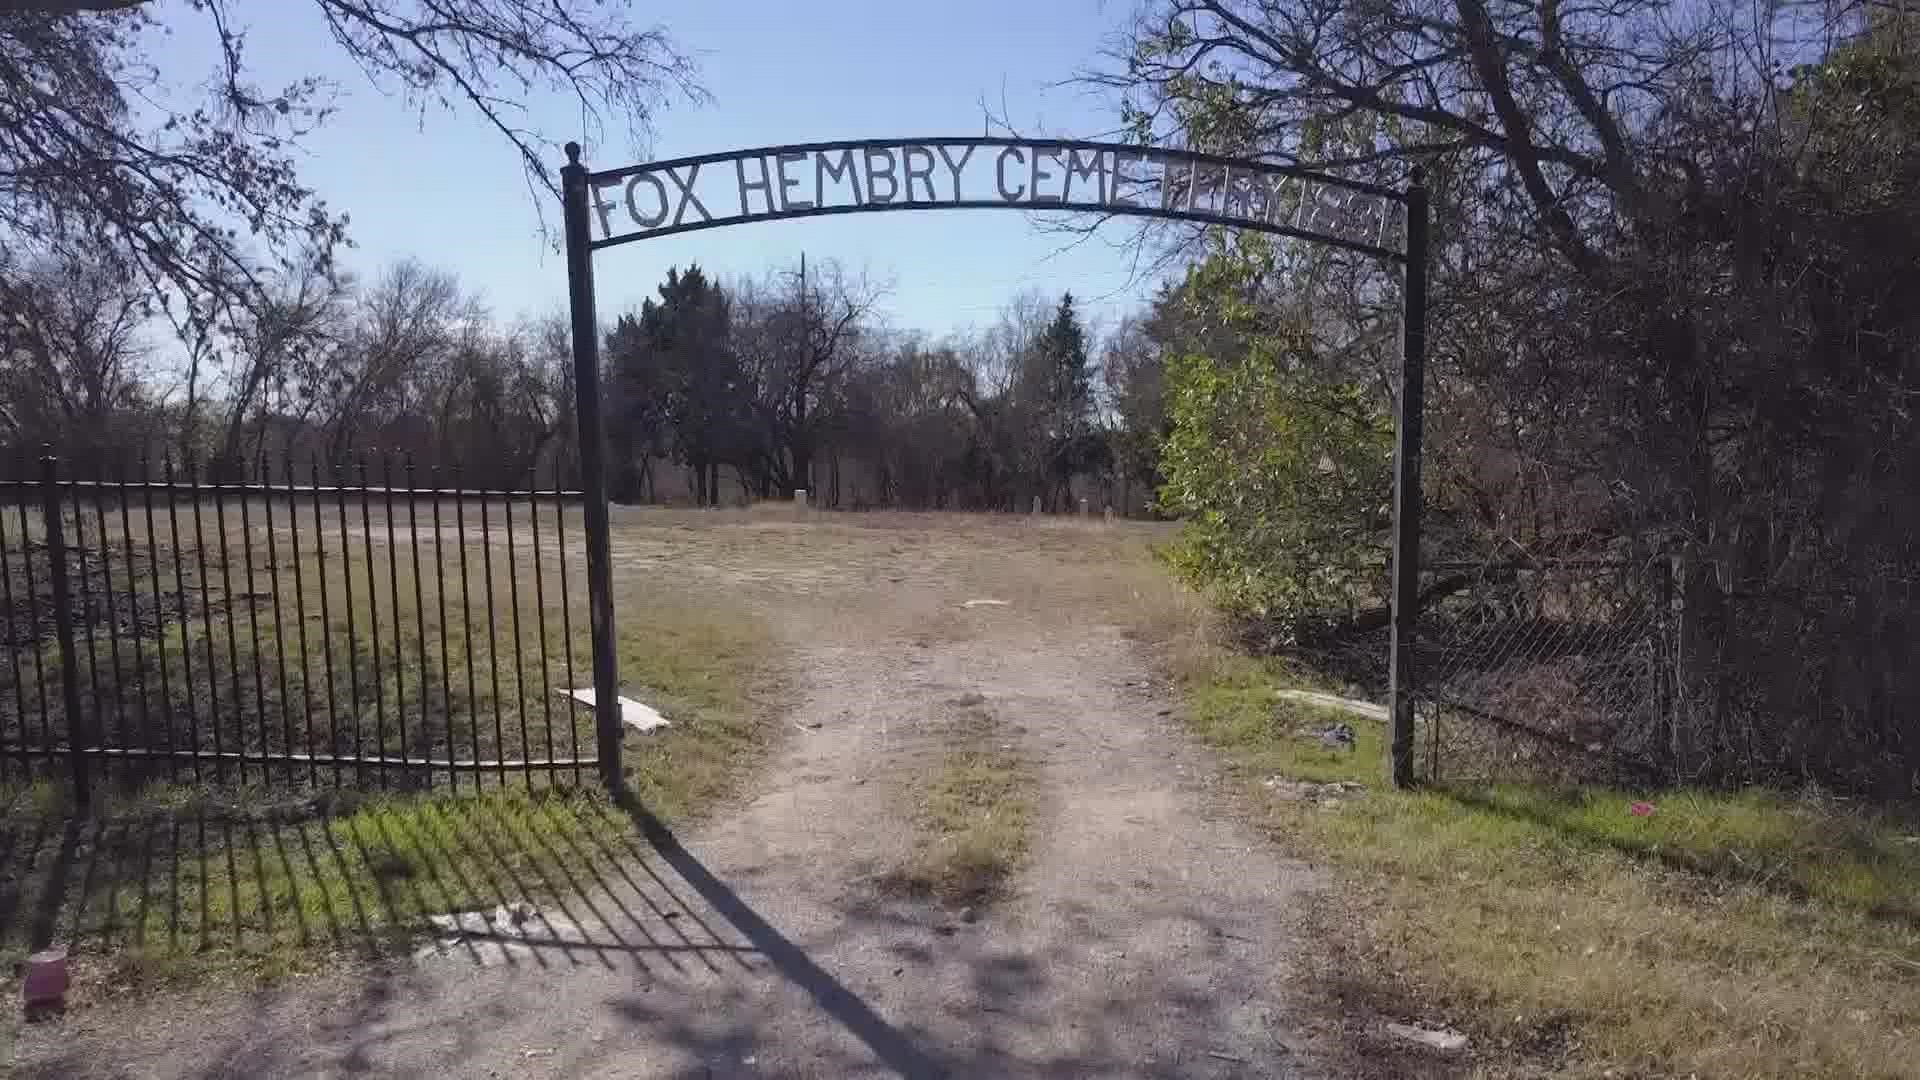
[1628,801,1656,817]
[22,947,68,1007]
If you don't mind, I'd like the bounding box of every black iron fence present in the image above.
[1412,554,1675,784]
[0,451,595,800]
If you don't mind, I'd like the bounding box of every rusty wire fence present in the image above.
[1412,553,1676,784]
[0,451,597,800]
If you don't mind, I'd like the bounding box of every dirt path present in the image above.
[16,511,1335,1079]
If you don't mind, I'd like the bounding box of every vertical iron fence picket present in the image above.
[165,457,198,783]
[383,457,407,783]
[405,461,431,788]
[238,459,270,781]
[454,466,480,787]
[1,474,26,782]
[358,459,385,789]
[555,457,581,787]
[41,453,89,804]
[479,487,505,787]
[503,474,530,784]
[211,460,246,784]
[260,456,295,786]
[308,461,336,786]
[18,457,50,764]
[73,469,105,764]
[0,450,591,802]
[529,462,555,785]
[187,458,226,783]
[336,462,364,786]
[430,467,454,790]
[113,462,150,770]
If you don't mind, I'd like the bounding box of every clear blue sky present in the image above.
[155,0,1160,340]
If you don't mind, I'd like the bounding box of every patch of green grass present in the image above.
[0,537,775,994]
[883,711,1033,906]
[1185,653,1380,785]
[613,598,772,822]
[1178,655,1920,1079]
[0,785,636,995]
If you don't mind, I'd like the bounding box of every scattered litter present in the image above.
[961,598,1009,608]
[418,901,590,967]
[427,901,539,938]
[1628,801,1656,817]
[1274,688,1389,722]
[794,719,824,731]
[1264,777,1366,805]
[523,1048,555,1059]
[1316,723,1357,750]
[1206,1051,1249,1063]
[1386,1021,1469,1053]
[558,688,670,733]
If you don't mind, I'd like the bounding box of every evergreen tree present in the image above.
[605,266,752,505]
[1037,293,1094,438]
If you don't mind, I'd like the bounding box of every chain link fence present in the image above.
[1412,552,1675,784]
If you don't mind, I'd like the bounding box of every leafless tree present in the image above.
[732,257,887,496]
[0,251,152,468]
[0,0,703,346]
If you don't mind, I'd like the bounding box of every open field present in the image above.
[0,490,603,787]
[5,506,1916,1078]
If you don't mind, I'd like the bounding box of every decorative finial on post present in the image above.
[564,141,582,167]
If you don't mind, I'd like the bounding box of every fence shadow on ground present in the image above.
[0,787,766,986]
[1,787,1341,1078]
[3,789,960,1078]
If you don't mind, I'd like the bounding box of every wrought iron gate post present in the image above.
[561,143,625,796]
[1388,168,1429,789]
[40,450,91,805]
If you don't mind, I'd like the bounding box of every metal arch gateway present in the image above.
[557,137,1430,790]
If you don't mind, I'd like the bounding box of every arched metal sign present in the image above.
[580,137,1405,260]
[558,138,1429,789]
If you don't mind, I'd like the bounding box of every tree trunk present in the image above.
[792,444,812,498]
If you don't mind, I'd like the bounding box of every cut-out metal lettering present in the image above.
[587,138,1405,262]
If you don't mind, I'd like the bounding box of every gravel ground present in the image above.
[12,510,1345,1079]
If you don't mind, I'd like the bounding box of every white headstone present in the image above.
[1078,497,1089,517]
[793,488,807,506]
[1031,495,1041,514]
[1104,505,1114,523]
